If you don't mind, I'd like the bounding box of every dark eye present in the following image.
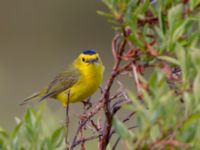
[96,57,99,61]
[82,57,85,62]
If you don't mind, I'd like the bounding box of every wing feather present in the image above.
[39,65,80,101]
[21,65,80,105]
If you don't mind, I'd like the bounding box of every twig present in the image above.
[112,137,121,150]
[116,61,134,74]
[132,63,141,93]
[90,120,100,132]
[109,113,136,139]
[152,139,191,149]
[70,100,104,149]
[112,34,120,62]
[65,91,70,150]
[72,125,137,149]
[99,31,127,150]
[70,31,128,150]
[123,112,135,122]
[72,134,102,148]
[80,123,86,150]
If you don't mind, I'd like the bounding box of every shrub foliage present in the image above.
[1,0,200,150]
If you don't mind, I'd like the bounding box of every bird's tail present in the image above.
[20,92,39,106]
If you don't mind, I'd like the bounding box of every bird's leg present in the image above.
[82,97,92,111]
[65,90,70,149]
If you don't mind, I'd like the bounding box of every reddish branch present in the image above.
[69,16,184,149]
[70,30,131,150]
[150,130,191,150]
[99,30,128,150]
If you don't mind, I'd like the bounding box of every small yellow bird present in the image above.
[22,50,104,106]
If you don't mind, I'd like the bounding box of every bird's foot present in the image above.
[82,98,92,110]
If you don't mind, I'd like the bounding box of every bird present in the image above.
[21,50,104,107]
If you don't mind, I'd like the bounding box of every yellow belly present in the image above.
[55,64,104,106]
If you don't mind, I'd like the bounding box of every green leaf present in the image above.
[168,4,183,31]
[150,125,161,141]
[141,0,150,14]
[189,0,200,10]
[133,0,150,15]
[183,112,200,129]
[193,72,200,101]
[0,127,9,138]
[158,7,166,35]
[10,122,22,150]
[155,26,165,40]
[129,32,144,49]
[172,20,188,42]
[191,48,200,70]
[102,0,117,11]
[10,122,22,140]
[40,138,54,150]
[24,108,36,128]
[157,56,180,66]
[0,138,6,150]
[106,144,112,150]
[180,112,200,142]
[112,117,133,140]
[175,43,188,84]
[96,10,113,18]
[51,127,64,148]
[186,30,200,48]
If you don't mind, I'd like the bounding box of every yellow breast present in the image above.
[56,63,104,106]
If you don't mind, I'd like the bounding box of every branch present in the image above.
[70,88,123,149]
[99,31,127,150]
[71,134,102,148]
[70,31,129,150]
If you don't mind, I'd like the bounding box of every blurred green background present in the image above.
[0,0,113,129]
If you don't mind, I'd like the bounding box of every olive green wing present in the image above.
[39,65,80,101]
[21,65,80,105]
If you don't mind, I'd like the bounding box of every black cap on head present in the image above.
[82,49,96,55]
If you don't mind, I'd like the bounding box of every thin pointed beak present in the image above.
[87,59,98,64]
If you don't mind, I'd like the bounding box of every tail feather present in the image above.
[20,92,39,106]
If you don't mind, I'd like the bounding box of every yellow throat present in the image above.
[56,50,104,106]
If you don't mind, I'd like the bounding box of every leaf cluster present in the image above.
[98,0,200,149]
[0,105,64,150]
